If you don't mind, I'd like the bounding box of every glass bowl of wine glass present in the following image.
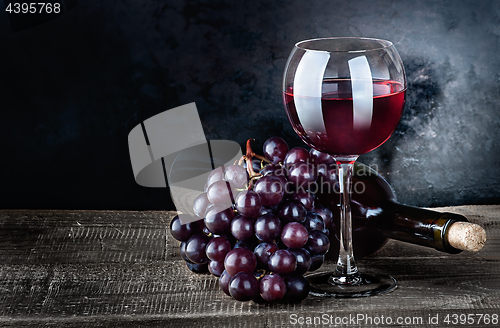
[283,37,406,297]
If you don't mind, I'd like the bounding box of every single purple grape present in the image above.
[305,230,330,255]
[258,206,274,216]
[288,189,315,211]
[232,240,245,249]
[254,214,281,242]
[283,274,310,302]
[179,241,193,264]
[185,233,210,264]
[308,254,325,271]
[230,215,255,241]
[185,261,209,273]
[268,249,297,275]
[251,293,266,304]
[224,165,248,189]
[212,232,236,246]
[303,212,325,232]
[316,162,337,180]
[277,200,306,223]
[193,193,212,218]
[260,163,283,176]
[260,274,287,302]
[263,137,289,164]
[281,222,309,249]
[224,248,257,276]
[219,270,232,296]
[317,165,339,195]
[233,239,258,250]
[275,175,290,194]
[253,175,285,207]
[206,236,232,262]
[284,147,310,168]
[309,149,335,164]
[169,215,203,242]
[204,203,215,216]
[207,180,234,206]
[261,164,289,190]
[288,248,312,274]
[314,204,333,229]
[235,190,262,218]
[204,204,235,235]
[208,260,225,276]
[229,272,259,301]
[288,162,317,187]
[254,242,279,270]
[207,166,225,187]
[262,165,288,189]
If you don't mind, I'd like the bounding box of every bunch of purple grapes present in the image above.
[169,137,336,303]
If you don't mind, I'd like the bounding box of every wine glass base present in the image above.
[306,272,397,298]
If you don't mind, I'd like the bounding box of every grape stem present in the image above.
[234,139,273,189]
[246,139,272,164]
[254,269,267,280]
[245,157,259,178]
[241,139,270,180]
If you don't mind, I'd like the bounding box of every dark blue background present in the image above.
[1,0,499,210]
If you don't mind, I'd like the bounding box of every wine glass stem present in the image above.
[335,158,359,279]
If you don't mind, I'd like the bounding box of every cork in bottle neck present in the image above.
[439,213,486,253]
[447,221,486,252]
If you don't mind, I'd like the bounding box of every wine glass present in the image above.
[283,37,406,297]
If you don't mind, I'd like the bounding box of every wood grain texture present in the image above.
[0,206,498,327]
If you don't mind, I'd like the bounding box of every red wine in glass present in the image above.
[284,79,405,156]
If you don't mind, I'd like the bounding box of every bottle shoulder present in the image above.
[352,162,396,207]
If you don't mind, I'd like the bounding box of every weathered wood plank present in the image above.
[0,206,498,264]
[0,260,498,326]
[0,207,498,327]
[0,210,175,264]
[0,260,498,315]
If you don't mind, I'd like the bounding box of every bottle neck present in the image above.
[377,201,468,254]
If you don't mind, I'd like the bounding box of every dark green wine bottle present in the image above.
[317,163,486,260]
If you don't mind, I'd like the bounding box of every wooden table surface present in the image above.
[0,206,499,327]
